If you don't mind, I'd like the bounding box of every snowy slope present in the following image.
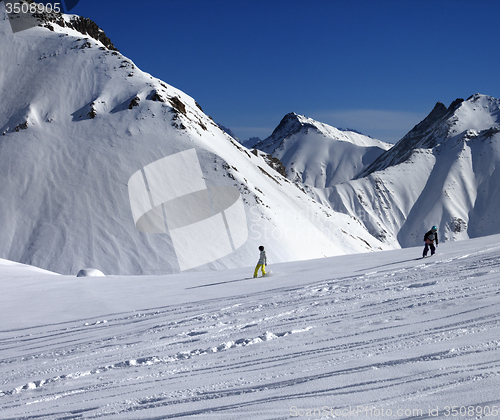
[254,113,392,188]
[2,235,500,419]
[317,94,500,248]
[0,5,389,275]
[0,257,58,277]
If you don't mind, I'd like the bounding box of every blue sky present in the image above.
[69,0,500,143]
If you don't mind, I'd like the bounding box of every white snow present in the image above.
[0,258,58,276]
[2,235,500,418]
[76,268,105,277]
[450,94,500,135]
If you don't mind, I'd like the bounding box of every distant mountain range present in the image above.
[1,4,499,275]
[250,94,500,249]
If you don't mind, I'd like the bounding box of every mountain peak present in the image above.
[448,98,465,112]
[269,112,318,139]
[252,113,391,188]
[357,94,500,178]
[3,5,117,50]
[467,93,490,102]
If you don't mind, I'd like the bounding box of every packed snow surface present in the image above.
[2,235,500,419]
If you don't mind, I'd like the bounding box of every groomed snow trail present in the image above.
[2,236,500,419]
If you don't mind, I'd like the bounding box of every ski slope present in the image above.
[2,235,500,419]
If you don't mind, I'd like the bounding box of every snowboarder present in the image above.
[423,226,438,257]
[253,245,267,278]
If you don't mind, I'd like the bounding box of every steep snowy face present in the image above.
[0,7,210,138]
[359,94,500,177]
[449,93,500,135]
[0,7,389,274]
[323,94,500,248]
[254,113,392,188]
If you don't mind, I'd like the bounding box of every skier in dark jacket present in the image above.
[423,226,438,257]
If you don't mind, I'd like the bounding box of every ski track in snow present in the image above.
[2,243,500,418]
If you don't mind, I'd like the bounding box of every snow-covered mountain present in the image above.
[253,113,392,188]
[317,94,500,248]
[0,5,388,275]
[3,2,500,275]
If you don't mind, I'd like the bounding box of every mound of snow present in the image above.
[0,258,59,276]
[76,268,105,277]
